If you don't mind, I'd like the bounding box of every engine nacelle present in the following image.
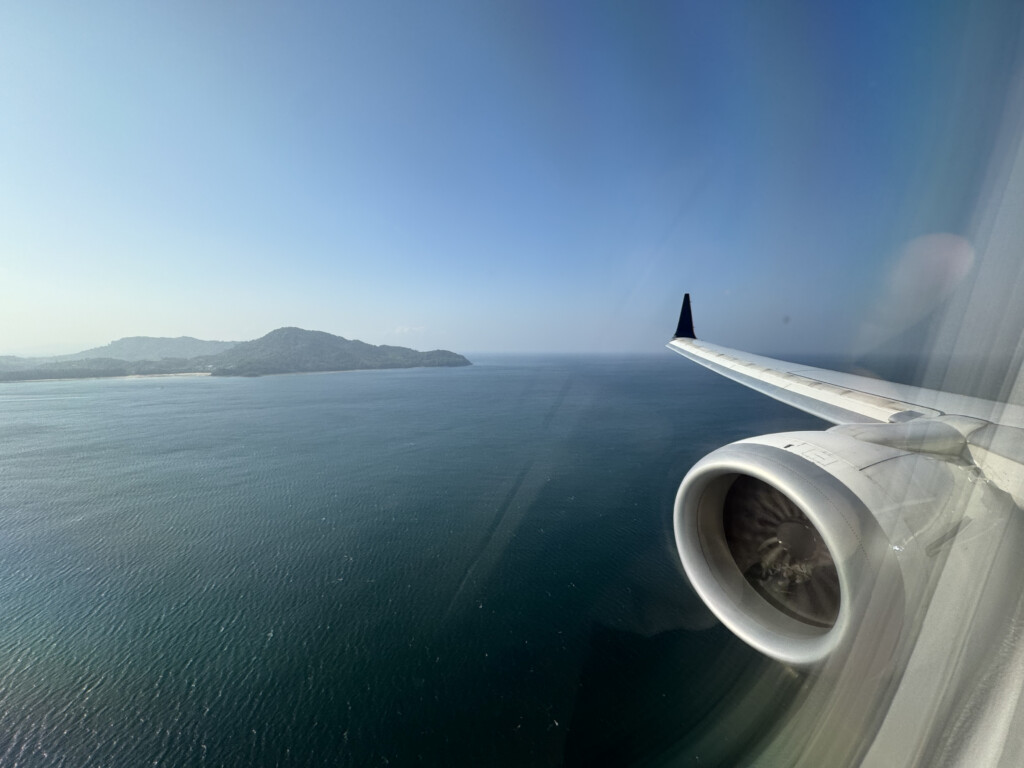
[675,428,974,668]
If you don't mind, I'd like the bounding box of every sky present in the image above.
[2,1,1023,356]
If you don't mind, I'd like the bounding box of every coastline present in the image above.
[124,372,213,379]
[0,366,474,384]
[1,372,214,384]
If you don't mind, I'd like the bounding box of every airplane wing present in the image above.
[666,293,1024,767]
[666,293,1024,427]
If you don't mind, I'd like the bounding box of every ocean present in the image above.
[0,355,827,766]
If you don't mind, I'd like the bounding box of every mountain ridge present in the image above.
[65,335,240,362]
[0,328,470,381]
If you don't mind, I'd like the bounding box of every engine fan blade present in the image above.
[722,475,840,628]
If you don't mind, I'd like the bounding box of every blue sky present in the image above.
[1,2,1021,355]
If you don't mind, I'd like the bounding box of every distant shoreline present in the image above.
[2,372,214,384]
[124,372,213,379]
[0,326,470,382]
[0,367,474,384]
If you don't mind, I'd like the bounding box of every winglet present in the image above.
[674,293,696,339]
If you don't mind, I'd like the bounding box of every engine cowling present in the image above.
[675,427,974,668]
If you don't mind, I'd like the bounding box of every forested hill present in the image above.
[204,327,470,376]
[66,336,239,361]
[0,328,470,381]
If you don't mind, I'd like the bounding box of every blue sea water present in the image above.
[0,355,826,766]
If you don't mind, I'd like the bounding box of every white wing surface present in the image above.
[667,294,1024,428]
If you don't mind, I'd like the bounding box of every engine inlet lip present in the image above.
[675,442,899,668]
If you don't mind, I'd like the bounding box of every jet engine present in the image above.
[675,424,980,669]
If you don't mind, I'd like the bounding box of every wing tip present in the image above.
[674,293,696,339]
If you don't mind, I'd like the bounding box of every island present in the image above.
[0,327,471,381]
